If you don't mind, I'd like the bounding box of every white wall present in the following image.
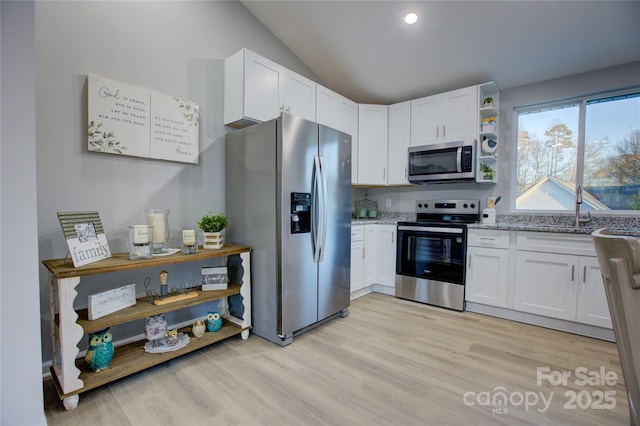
[363,61,640,214]
[34,0,319,380]
[1,1,47,424]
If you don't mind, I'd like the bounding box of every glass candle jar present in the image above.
[181,229,197,254]
[145,209,170,253]
[129,225,153,260]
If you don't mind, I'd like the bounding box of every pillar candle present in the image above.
[147,213,166,243]
[182,230,196,246]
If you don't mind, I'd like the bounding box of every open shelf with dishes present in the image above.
[477,82,499,183]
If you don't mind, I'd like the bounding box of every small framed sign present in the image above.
[88,283,137,320]
[57,211,112,267]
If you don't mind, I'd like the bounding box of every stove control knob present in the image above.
[418,203,423,208]
[471,203,476,209]
[463,203,468,208]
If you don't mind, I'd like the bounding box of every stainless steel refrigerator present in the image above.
[225,113,352,346]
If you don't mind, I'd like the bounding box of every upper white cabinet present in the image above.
[410,86,478,147]
[224,49,316,127]
[316,85,359,182]
[387,101,411,185]
[357,104,388,185]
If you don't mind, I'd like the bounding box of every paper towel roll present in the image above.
[482,208,496,225]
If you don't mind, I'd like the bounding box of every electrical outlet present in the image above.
[386,199,392,208]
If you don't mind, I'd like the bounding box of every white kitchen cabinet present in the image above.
[375,225,397,288]
[514,251,579,321]
[350,226,365,292]
[513,232,611,327]
[224,49,316,127]
[364,225,377,287]
[350,224,397,296]
[316,86,359,183]
[357,104,389,185]
[410,93,440,146]
[410,86,478,147]
[576,256,611,328]
[466,229,511,308]
[387,101,411,185]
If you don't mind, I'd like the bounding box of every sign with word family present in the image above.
[87,73,199,164]
[201,266,228,291]
[57,211,112,267]
[88,283,137,320]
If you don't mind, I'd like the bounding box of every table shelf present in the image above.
[43,244,252,410]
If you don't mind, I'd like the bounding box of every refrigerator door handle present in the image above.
[312,155,322,263]
[318,155,328,262]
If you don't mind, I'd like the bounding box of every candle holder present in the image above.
[129,225,153,260]
[181,229,198,254]
[145,209,170,253]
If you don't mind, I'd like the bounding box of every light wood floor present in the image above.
[44,293,630,425]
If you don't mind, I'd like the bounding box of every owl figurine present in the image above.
[192,319,206,338]
[145,313,167,341]
[85,327,114,372]
[165,329,179,346]
[205,311,222,332]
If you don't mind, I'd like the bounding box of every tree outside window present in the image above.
[515,91,640,211]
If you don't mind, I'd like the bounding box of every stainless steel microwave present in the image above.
[407,140,475,184]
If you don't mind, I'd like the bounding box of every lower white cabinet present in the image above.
[350,224,397,294]
[466,229,511,308]
[514,251,580,321]
[513,232,611,328]
[350,226,365,292]
[375,225,397,288]
[576,256,612,328]
[364,225,377,286]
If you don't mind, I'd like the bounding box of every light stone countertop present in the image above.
[352,212,640,236]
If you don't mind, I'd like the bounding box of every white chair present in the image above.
[591,228,640,426]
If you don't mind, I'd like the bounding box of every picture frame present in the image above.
[57,211,112,267]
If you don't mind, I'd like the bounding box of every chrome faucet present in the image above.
[575,184,592,227]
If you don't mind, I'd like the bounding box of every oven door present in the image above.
[396,224,467,284]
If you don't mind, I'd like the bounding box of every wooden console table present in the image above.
[42,244,251,410]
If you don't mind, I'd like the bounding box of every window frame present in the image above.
[511,86,640,215]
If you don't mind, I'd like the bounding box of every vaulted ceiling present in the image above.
[241,1,640,104]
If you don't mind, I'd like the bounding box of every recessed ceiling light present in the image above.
[404,12,418,25]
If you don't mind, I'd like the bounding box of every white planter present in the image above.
[202,231,225,249]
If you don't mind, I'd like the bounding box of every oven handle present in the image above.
[397,225,464,234]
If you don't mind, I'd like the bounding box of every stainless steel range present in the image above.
[395,199,480,311]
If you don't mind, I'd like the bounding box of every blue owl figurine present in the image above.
[85,327,114,372]
[205,311,222,332]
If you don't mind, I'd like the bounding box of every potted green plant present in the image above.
[197,212,229,249]
[480,164,495,181]
[483,97,494,107]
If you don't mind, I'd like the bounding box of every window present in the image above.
[515,89,640,211]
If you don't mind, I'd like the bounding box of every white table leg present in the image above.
[51,276,84,395]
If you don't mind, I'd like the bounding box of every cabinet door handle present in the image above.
[443,124,446,138]
[583,266,587,283]
[383,168,386,180]
[468,255,471,269]
[404,166,407,179]
[571,265,575,281]
[436,126,439,139]
[478,237,496,241]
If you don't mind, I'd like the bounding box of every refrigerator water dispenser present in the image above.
[291,192,311,234]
